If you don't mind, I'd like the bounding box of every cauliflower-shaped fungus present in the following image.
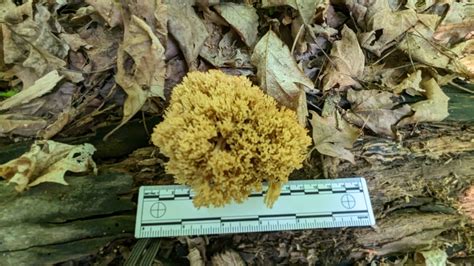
[151,70,311,207]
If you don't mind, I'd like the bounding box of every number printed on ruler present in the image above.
[135,177,376,238]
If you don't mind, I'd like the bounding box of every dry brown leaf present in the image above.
[359,1,418,56]
[85,0,122,27]
[60,33,92,52]
[309,110,359,164]
[0,0,32,23]
[459,185,474,222]
[433,20,474,45]
[108,14,166,138]
[262,0,326,26]
[344,89,412,138]
[76,23,121,72]
[127,0,168,44]
[251,30,315,125]
[398,13,473,77]
[392,70,424,95]
[211,250,245,266]
[187,247,205,266]
[121,15,166,100]
[0,70,63,111]
[2,4,68,85]
[9,82,76,117]
[37,109,72,139]
[0,140,97,192]
[322,25,365,91]
[451,39,474,79]
[398,78,450,126]
[0,114,48,137]
[168,2,209,68]
[215,3,258,48]
[414,249,448,266]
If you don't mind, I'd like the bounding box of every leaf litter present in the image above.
[0,0,473,264]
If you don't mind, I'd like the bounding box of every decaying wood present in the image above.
[0,89,473,264]
[222,122,474,264]
[0,172,135,265]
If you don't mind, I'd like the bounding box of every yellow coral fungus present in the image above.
[151,70,311,207]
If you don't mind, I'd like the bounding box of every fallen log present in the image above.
[0,85,472,264]
[0,172,135,265]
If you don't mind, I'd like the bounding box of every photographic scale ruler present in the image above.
[135,177,375,238]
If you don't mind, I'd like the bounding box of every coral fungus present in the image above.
[151,70,311,207]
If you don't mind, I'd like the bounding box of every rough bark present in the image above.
[0,87,472,264]
[0,172,135,265]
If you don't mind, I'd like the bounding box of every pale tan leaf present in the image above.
[107,13,167,138]
[397,12,472,78]
[60,33,92,51]
[168,2,209,67]
[392,70,424,95]
[295,0,326,26]
[360,1,418,55]
[122,15,166,99]
[344,89,412,137]
[211,250,245,266]
[398,78,450,126]
[187,247,205,266]
[1,4,68,84]
[0,70,63,111]
[262,0,297,9]
[0,140,97,192]
[37,109,71,140]
[0,0,32,23]
[415,249,448,266]
[322,25,365,91]
[309,110,359,164]
[215,3,258,47]
[261,0,326,26]
[0,114,47,137]
[433,19,474,45]
[451,39,474,79]
[85,0,122,27]
[251,30,314,125]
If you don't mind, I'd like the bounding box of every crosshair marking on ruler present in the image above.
[341,194,356,209]
[150,202,167,218]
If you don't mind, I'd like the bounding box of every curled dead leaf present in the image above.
[251,30,315,125]
[215,3,258,48]
[2,4,68,84]
[0,70,63,111]
[108,13,166,139]
[392,70,424,95]
[322,25,365,91]
[344,89,411,138]
[359,1,418,56]
[309,110,359,164]
[459,185,474,222]
[211,250,245,266]
[398,78,450,126]
[85,0,122,27]
[167,2,209,68]
[0,114,48,137]
[0,140,97,192]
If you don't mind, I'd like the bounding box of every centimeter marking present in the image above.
[135,177,375,238]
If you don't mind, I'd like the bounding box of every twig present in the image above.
[448,81,474,94]
[291,24,305,55]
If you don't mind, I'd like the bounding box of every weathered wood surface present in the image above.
[0,85,472,264]
[0,172,135,265]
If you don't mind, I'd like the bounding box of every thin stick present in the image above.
[291,24,305,55]
[448,81,474,94]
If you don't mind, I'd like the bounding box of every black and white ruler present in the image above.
[135,177,375,238]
